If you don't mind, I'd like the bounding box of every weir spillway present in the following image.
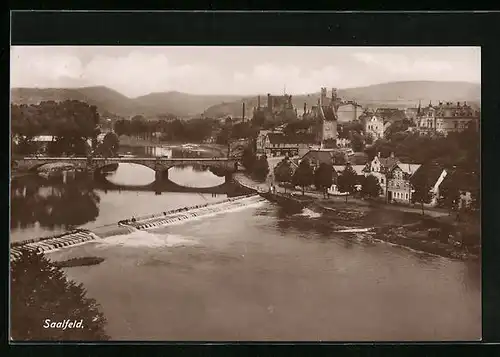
[10,194,266,262]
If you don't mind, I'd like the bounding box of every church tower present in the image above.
[317,87,338,148]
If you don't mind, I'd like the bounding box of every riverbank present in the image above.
[233,173,480,261]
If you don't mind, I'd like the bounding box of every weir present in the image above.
[127,194,266,230]
[10,230,101,262]
[10,194,265,261]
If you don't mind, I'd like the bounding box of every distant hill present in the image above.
[133,91,245,117]
[10,86,154,118]
[11,81,481,120]
[10,86,246,119]
[203,81,481,118]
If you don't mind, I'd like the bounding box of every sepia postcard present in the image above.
[10,44,481,342]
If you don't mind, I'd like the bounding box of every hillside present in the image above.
[203,81,481,118]
[11,81,481,120]
[10,86,154,118]
[10,86,247,119]
[134,91,244,117]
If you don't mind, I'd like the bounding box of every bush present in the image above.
[10,249,109,341]
[53,256,105,268]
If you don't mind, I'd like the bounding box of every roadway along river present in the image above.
[10,163,481,341]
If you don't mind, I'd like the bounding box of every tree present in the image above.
[252,155,269,181]
[322,138,337,149]
[292,159,314,195]
[360,174,382,199]
[11,249,109,341]
[11,101,101,157]
[314,163,333,198]
[337,163,357,202]
[364,132,374,145]
[274,158,295,193]
[99,132,120,157]
[410,167,434,215]
[350,132,365,152]
[113,119,130,137]
[241,147,257,172]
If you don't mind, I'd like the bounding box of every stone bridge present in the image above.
[14,157,239,180]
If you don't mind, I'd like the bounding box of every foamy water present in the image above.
[297,208,322,218]
[97,230,197,248]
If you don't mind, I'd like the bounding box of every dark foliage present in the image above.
[314,163,333,197]
[337,163,358,202]
[11,101,100,157]
[10,249,109,341]
[360,174,382,198]
[292,159,314,195]
[274,159,295,192]
[252,155,270,181]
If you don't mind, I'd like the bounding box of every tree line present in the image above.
[273,158,381,201]
[12,101,101,157]
[113,115,259,146]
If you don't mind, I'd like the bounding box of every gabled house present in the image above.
[386,163,421,204]
[300,149,347,170]
[263,132,317,157]
[364,115,385,140]
[272,156,299,182]
[363,152,419,199]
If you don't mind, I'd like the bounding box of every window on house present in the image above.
[405,193,408,200]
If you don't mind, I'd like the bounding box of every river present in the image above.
[10,153,481,341]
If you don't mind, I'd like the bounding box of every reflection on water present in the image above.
[104,163,225,189]
[105,164,156,186]
[169,166,224,188]
[10,177,100,234]
[10,165,231,242]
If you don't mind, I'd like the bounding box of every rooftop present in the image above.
[267,133,317,145]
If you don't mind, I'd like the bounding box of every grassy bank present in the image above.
[235,173,480,261]
[313,199,480,261]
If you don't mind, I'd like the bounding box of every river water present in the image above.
[10,159,481,341]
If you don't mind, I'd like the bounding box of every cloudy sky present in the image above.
[10,46,480,98]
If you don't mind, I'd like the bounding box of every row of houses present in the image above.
[273,149,475,208]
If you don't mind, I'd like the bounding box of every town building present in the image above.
[415,101,480,136]
[336,101,363,123]
[405,107,419,123]
[308,87,341,147]
[374,108,407,124]
[386,162,423,204]
[256,130,273,155]
[336,138,351,149]
[364,114,385,140]
[263,132,317,157]
[300,149,348,170]
[362,153,398,196]
[253,93,297,122]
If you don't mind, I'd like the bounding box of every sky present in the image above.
[10,46,480,98]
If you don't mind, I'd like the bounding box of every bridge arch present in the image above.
[14,157,238,178]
